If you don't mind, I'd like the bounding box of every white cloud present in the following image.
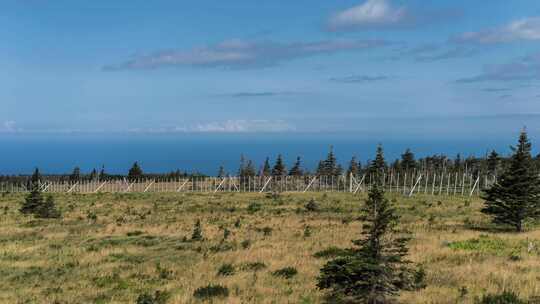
[455,17,540,44]
[104,38,389,70]
[456,52,540,83]
[126,120,295,133]
[185,120,294,133]
[328,0,407,31]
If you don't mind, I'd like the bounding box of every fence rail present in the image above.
[0,172,496,197]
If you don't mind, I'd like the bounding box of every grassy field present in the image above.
[1,191,539,303]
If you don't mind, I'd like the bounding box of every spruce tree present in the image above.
[70,167,81,183]
[20,169,44,215]
[272,155,287,177]
[262,157,272,176]
[368,145,387,178]
[482,130,540,232]
[289,156,304,176]
[317,184,414,303]
[347,156,360,177]
[89,168,98,181]
[316,160,325,176]
[323,146,339,176]
[454,153,462,171]
[244,160,256,177]
[99,165,107,181]
[36,195,61,219]
[487,150,500,175]
[238,155,247,177]
[400,149,416,171]
[128,162,143,181]
[217,166,226,178]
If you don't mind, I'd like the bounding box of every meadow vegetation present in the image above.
[1,191,540,303]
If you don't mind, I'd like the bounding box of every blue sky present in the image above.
[3,0,540,137]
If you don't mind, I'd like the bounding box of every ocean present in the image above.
[0,133,527,175]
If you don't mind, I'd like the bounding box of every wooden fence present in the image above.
[0,171,496,197]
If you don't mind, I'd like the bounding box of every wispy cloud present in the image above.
[224,91,299,98]
[456,52,540,83]
[126,120,295,133]
[389,43,479,62]
[482,88,512,93]
[327,0,459,31]
[328,0,407,31]
[104,38,390,71]
[174,120,294,133]
[329,75,389,83]
[454,17,540,44]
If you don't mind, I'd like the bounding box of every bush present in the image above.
[272,267,298,279]
[241,239,252,249]
[305,199,320,212]
[411,266,427,290]
[217,263,235,276]
[260,227,273,236]
[193,284,229,300]
[247,202,262,213]
[241,262,266,272]
[135,290,170,304]
[303,225,312,238]
[475,291,526,304]
[313,247,351,259]
[191,219,203,241]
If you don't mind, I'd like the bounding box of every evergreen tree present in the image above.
[238,154,247,177]
[31,168,41,185]
[99,165,107,181]
[128,162,143,181]
[316,160,325,176]
[487,150,500,175]
[347,156,360,177]
[317,185,414,303]
[400,148,416,171]
[89,168,98,181]
[454,153,462,171]
[217,166,226,178]
[244,160,256,177]
[262,157,272,176]
[322,146,339,176]
[482,130,540,232]
[272,155,287,177]
[289,156,304,176]
[391,159,401,172]
[36,195,61,219]
[20,169,44,215]
[69,167,81,183]
[368,145,387,178]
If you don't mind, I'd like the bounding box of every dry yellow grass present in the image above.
[0,192,539,303]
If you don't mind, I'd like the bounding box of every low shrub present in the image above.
[193,284,229,300]
[241,262,266,272]
[474,291,526,304]
[305,199,319,212]
[313,247,351,259]
[135,290,170,304]
[247,202,262,213]
[272,267,298,279]
[217,263,235,276]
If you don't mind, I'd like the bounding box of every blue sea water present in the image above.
[0,133,529,175]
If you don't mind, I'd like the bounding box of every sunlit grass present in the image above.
[0,192,539,303]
